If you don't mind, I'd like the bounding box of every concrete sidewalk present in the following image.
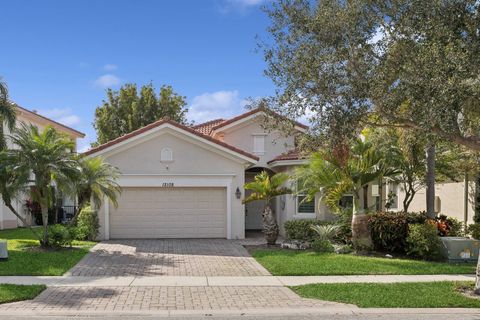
[0,274,475,287]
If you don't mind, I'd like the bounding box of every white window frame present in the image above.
[386,182,399,210]
[296,194,316,216]
[252,134,266,155]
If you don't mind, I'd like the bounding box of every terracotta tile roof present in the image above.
[212,108,309,132]
[14,104,85,137]
[268,149,306,164]
[192,118,225,135]
[84,119,259,161]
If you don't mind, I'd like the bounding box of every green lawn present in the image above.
[252,249,476,275]
[292,282,480,308]
[0,227,95,276]
[0,284,46,304]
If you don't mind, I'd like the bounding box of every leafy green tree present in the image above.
[261,0,480,151]
[243,171,291,245]
[3,125,78,247]
[296,138,398,249]
[93,83,188,145]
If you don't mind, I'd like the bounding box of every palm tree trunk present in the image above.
[262,205,279,245]
[425,143,436,218]
[475,253,480,295]
[40,204,49,247]
[351,191,373,250]
[4,202,41,241]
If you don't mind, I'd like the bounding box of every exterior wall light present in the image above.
[235,187,242,199]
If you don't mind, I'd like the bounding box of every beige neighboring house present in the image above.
[388,181,476,224]
[0,105,85,230]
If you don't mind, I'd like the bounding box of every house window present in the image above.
[297,195,315,214]
[160,147,173,162]
[386,182,398,210]
[339,195,354,209]
[252,134,266,155]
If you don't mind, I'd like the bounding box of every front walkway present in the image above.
[0,286,346,312]
[0,274,474,287]
[67,239,270,276]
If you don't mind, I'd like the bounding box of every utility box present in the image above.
[440,237,480,262]
[0,240,7,260]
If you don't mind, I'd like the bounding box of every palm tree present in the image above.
[243,171,291,245]
[68,156,120,220]
[296,138,398,249]
[4,124,79,247]
[0,77,16,149]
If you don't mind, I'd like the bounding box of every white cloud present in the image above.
[93,74,121,88]
[38,108,82,127]
[188,90,248,123]
[77,134,96,153]
[218,0,265,14]
[103,64,118,71]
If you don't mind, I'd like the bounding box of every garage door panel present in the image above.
[110,187,227,239]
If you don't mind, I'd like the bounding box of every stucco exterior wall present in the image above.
[396,181,475,224]
[219,116,295,168]
[1,113,81,230]
[95,128,249,240]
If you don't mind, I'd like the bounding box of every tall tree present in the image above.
[0,77,16,150]
[261,0,480,150]
[93,83,188,145]
[3,125,79,247]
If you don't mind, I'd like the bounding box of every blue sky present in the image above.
[0,0,274,151]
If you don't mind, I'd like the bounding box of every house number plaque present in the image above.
[162,182,174,187]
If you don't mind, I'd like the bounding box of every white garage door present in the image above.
[110,187,227,239]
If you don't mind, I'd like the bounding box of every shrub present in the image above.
[468,224,480,240]
[75,206,100,241]
[284,220,318,240]
[44,224,74,248]
[368,212,410,253]
[336,208,353,243]
[436,215,465,237]
[406,223,443,260]
[310,224,340,242]
[311,239,335,253]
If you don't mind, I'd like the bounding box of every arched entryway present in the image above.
[244,167,276,231]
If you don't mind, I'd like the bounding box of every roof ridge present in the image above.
[84,118,259,161]
[14,104,85,137]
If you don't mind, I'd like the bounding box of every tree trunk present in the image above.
[402,181,415,213]
[262,206,279,245]
[425,143,436,218]
[4,202,41,241]
[378,178,384,212]
[464,173,469,229]
[40,204,49,247]
[475,251,480,295]
[351,192,373,250]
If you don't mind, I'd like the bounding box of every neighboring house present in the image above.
[0,105,85,230]
[389,181,476,224]
[85,108,327,240]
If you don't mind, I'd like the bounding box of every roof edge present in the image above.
[84,119,259,161]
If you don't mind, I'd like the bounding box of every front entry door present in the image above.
[245,189,264,230]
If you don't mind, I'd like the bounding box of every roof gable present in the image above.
[84,119,259,162]
[211,108,308,134]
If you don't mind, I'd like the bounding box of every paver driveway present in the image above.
[67,239,270,276]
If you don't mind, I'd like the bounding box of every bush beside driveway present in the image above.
[0,228,95,276]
